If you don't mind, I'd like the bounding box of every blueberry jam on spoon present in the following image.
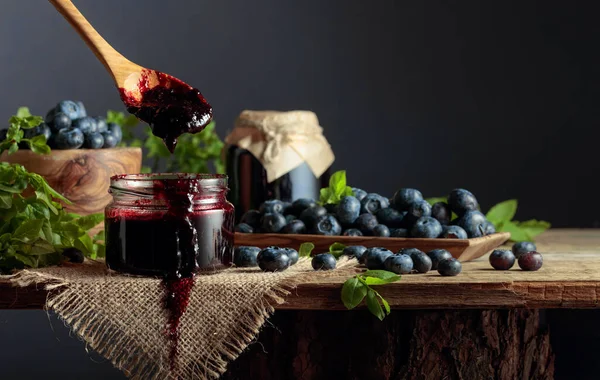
[119,69,213,153]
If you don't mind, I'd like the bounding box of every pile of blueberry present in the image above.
[235,188,495,239]
[489,241,543,271]
[2,100,123,150]
[343,245,462,276]
[234,246,339,272]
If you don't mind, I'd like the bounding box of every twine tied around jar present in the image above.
[225,110,335,183]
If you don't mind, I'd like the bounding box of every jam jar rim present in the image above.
[110,173,227,183]
[109,173,229,199]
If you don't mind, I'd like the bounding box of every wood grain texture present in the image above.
[1,229,599,310]
[234,231,511,261]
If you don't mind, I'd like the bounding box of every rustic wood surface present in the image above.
[235,231,511,261]
[1,229,599,310]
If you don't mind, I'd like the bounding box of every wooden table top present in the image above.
[2,229,599,310]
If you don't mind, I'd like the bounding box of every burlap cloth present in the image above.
[9,257,358,379]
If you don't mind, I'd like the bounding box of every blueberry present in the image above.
[240,210,261,228]
[373,224,390,237]
[375,208,404,228]
[23,123,51,141]
[281,219,307,234]
[432,202,451,225]
[312,253,337,270]
[62,247,84,263]
[235,223,254,233]
[448,189,479,217]
[257,247,291,272]
[282,248,299,265]
[291,198,317,216]
[336,196,361,225]
[312,214,342,236]
[481,221,496,235]
[73,117,97,135]
[360,193,390,215]
[342,245,367,261]
[384,254,413,274]
[75,101,87,118]
[390,228,409,237]
[456,210,488,238]
[233,246,261,267]
[282,201,293,215]
[300,205,328,228]
[101,131,118,148]
[342,228,363,236]
[427,249,453,270]
[392,188,423,211]
[260,199,285,215]
[83,132,104,149]
[94,117,108,133]
[55,100,80,120]
[401,248,432,273]
[285,214,297,223]
[489,249,515,270]
[352,187,367,201]
[405,200,432,226]
[441,225,468,239]
[261,213,287,233]
[437,258,462,276]
[518,251,543,271]
[324,203,337,214]
[365,247,394,270]
[512,241,537,258]
[46,111,72,133]
[54,128,84,149]
[107,122,122,142]
[410,216,443,238]
[355,213,378,235]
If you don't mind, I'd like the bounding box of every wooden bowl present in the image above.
[234,232,511,262]
[2,147,142,233]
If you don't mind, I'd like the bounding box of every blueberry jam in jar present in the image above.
[105,173,234,278]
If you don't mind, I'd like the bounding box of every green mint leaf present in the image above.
[13,219,44,241]
[94,243,106,259]
[362,270,401,282]
[74,213,104,230]
[329,242,346,252]
[299,242,315,257]
[329,170,347,198]
[342,186,354,197]
[25,116,44,128]
[8,143,18,155]
[28,136,51,155]
[15,107,31,118]
[29,240,56,255]
[13,253,36,268]
[486,199,518,224]
[74,234,94,255]
[319,187,333,205]
[41,220,53,242]
[56,222,84,239]
[93,230,105,241]
[341,277,368,309]
[424,197,447,206]
[0,193,12,209]
[518,219,551,240]
[365,289,385,321]
[364,276,397,285]
[374,290,391,314]
[497,220,530,242]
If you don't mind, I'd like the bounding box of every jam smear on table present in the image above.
[119,69,213,153]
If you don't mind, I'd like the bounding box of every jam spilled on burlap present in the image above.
[162,276,195,370]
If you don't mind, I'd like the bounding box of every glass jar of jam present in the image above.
[104,173,234,278]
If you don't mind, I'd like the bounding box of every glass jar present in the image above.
[104,173,234,278]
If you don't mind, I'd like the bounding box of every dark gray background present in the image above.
[1,0,599,379]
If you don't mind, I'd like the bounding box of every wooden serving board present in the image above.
[234,232,511,262]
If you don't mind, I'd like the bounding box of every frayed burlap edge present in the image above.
[9,259,358,380]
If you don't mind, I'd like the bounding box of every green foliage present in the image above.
[298,242,315,258]
[341,269,400,320]
[328,242,346,258]
[319,170,354,205]
[0,107,49,156]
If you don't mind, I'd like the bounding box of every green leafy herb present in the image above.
[486,199,518,225]
[0,107,49,156]
[319,170,354,205]
[340,270,401,320]
[329,242,346,258]
[299,242,315,258]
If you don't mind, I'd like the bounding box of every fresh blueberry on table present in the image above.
[261,213,287,233]
[46,112,72,132]
[489,249,515,270]
[75,101,87,118]
[257,247,291,272]
[432,202,451,225]
[427,249,453,270]
[448,188,479,217]
[352,187,367,201]
[390,228,409,238]
[392,188,423,211]
[282,248,299,265]
[401,248,431,273]
[281,219,307,234]
[373,224,390,237]
[94,117,108,133]
[360,193,390,215]
[437,258,462,276]
[107,122,123,142]
[405,200,432,225]
[384,254,413,274]
[518,251,543,271]
[55,100,80,120]
[481,221,496,236]
[365,247,394,269]
[512,241,537,258]
[101,131,119,148]
[441,225,468,239]
[410,216,443,238]
[260,200,285,215]
[234,223,254,233]
[233,246,261,267]
[241,210,262,228]
[73,116,97,135]
[342,228,363,236]
[291,198,317,216]
[376,208,404,228]
[355,213,379,235]
[342,245,367,261]
[312,214,342,236]
[83,132,105,149]
[300,205,328,228]
[312,253,337,270]
[456,210,488,238]
[54,128,84,149]
[336,195,361,225]
[62,247,84,263]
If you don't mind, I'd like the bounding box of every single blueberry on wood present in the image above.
[261,213,287,233]
[342,245,367,261]
[83,132,104,149]
[512,241,537,258]
[73,116,98,135]
[432,202,451,225]
[518,251,543,271]
[282,248,299,265]
[342,228,363,236]
[312,253,337,270]
[373,224,390,237]
[365,247,394,270]
[55,128,84,149]
[441,225,468,239]
[257,247,291,272]
[448,188,479,217]
[384,254,413,274]
[234,223,254,233]
[240,210,262,228]
[336,195,361,225]
[427,249,453,270]
[233,246,261,267]
[437,258,462,276]
[400,248,431,273]
[281,219,307,234]
[392,188,423,211]
[456,210,488,238]
[410,216,443,238]
[489,249,515,270]
[312,214,342,236]
[260,200,285,215]
[481,221,496,236]
[355,213,378,235]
